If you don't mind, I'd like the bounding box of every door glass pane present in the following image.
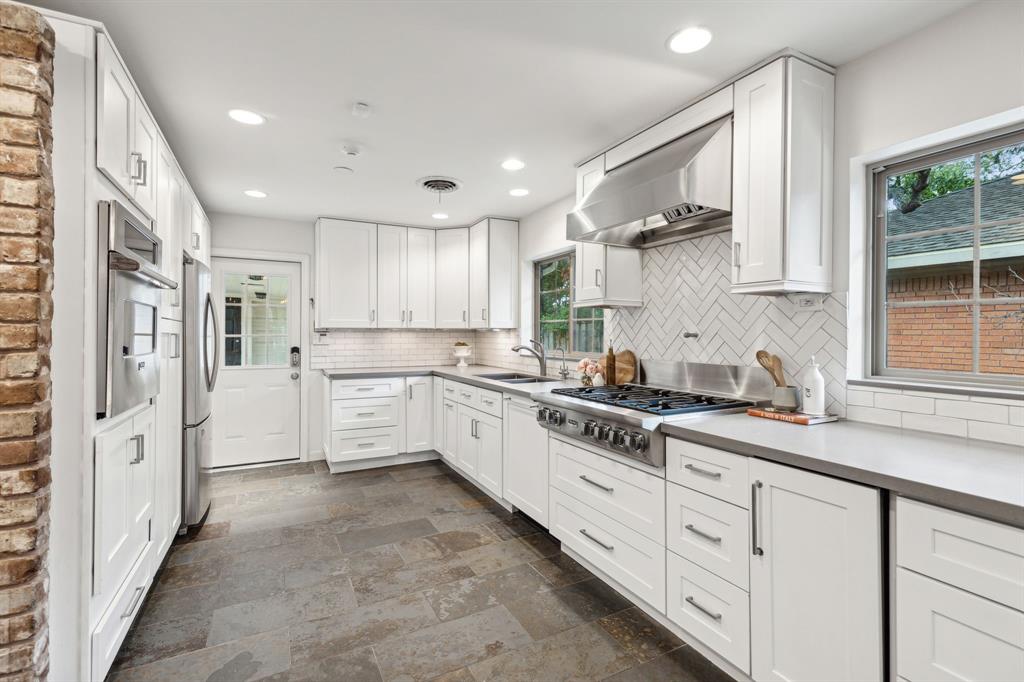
[223,269,290,368]
[886,155,975,235]
[246,337,267,366]
[980,142,1024,222]
[225,336,241,367]
[267,276,289,305]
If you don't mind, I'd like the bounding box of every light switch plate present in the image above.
[312,332,329,346]
[791,293,825,312]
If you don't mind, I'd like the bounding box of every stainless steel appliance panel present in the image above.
[183,258,219,427]
[182,415,212,527]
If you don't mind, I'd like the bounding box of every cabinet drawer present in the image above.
[475,387,503,417]
[667,551,750,674]
[442,380,460,400]
[331,397,400,431]
[897,568,1024,682]
[667,482,750,590]
[550,488,665,612]
[331,377,404,399]
[897,497,1024,610]
[445,380,478,406]
[666,438,749,508]
[551,437,664,543]
[91,542,152,682]
[330,427,400,463]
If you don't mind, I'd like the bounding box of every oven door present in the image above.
[106,271,161,418]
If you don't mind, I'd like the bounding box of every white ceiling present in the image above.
[39,0,971,228]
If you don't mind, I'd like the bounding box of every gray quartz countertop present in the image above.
[662,414,1024,527]
[321,364,583,398]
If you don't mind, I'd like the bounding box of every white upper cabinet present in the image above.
[131,105,158,217]
[573,156,642,308]
[749,458,882,682]
[468,219,489,328]
[407,228,436,328]
[155,141,182,319]
[315,219,378,328]
[186,191,210,265]
[377,224,408,328]
[435,227,470,328]
[732,57,834,294]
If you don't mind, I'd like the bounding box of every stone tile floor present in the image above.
[109,459,734,682]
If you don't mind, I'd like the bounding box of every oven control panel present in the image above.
[535,404,661,467]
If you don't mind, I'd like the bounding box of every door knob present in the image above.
[290,372,299,380]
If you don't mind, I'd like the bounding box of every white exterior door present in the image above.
[749,458,883,682]
[407,228,435,328]
[435,228,469,328]
[468,219,489,328]
[503,396,548,527]
[212,258,302,467]
[315,219,377,328]
[406,376,433,452]
[376,224,407,328]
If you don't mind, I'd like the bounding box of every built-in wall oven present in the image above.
[96,200,177,419]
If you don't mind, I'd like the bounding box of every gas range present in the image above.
[534,361,768,468]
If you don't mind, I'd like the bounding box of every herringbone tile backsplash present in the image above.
[607,233,849,416]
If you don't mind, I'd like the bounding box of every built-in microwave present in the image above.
[96,200,177,419]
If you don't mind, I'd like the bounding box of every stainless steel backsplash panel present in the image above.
[640,359,774,401]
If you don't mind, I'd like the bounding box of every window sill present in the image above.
[848,378,1023,401]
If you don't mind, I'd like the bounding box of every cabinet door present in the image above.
[132,105,159,217]
[156,143,182,318]
[749,458,882,682]
[575,242,606,303]
[487,219,518,328]
[154,321,183,557]
[732,59,785,285]
[456,404,478,477]
[315,219,377,328]
[475,411,502,497]
[406,376,433,452]
[129,407,156,554]
[575,155,605,203]
[435,228,469,328]
[187,194,204,262]
[96,35,135,196]
[433,380,445,453]
[377,225,407,328]
[468,219,489,328]
[93,418,138,597]
[442,399,459,464]
[503,397,548,527]
[407,228,435,328]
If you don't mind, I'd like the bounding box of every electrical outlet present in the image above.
[312,332,329,346]
[792,293,825,312]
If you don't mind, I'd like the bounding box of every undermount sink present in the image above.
[478,373,558,384]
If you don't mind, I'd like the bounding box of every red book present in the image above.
[747,407,838,425]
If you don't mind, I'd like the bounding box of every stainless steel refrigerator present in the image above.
[181,254,219,529]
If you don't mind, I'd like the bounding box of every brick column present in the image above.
[0,4,53,681]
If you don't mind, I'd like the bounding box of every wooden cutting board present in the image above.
[599,350,637,384]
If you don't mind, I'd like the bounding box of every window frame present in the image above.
[533,250,605,358]
[869,127,1024,391]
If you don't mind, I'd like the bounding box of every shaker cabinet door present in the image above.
[96,35,136,197]
[315,219,378,328]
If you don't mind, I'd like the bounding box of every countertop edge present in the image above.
[663,423,1024,528]
[320,366,580,398]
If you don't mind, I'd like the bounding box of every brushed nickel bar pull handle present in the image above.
[356,411,375,416]
[579,474,614,493]
[129,152,143,181]
[122,586,145,619]
[129,435,144,464]
[685,524,722,544]
[684,463,722,480]
[408,385,413,400]
[685,595,722,621]
[357,442,375,447]
[356,387,374,391]
[401,310,405,322]
[462,310,466,322]
[137,158,148,187]
[752,480,764,556]
[579,529,614,551]
[482,307,486,320]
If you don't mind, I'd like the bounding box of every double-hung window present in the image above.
[534,252,604,356]
[871,129,1024,389]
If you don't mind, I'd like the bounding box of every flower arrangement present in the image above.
[576,358,604,386]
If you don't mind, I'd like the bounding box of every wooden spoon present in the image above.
[770,354,786,387]
[756,350,783,387]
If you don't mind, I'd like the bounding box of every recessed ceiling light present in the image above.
[501,158,526,171]
[667,27,713,54]
[243,189,267,198]
[334,166,355,175]
[509,188,529,197]
[351,102,372,119]
[432,212,449,220]
[228,109,265,125]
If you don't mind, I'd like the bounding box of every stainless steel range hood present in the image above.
[567,116,732,248]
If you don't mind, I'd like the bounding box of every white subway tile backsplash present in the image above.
[967,395,1024,406]
[901,413,969,438]
[967,420,1024,447]
[1010,406,1024,427]
[936,399,1009,424]
[845,390,875,407]
[846,405,902,428]
[873,393,934,415]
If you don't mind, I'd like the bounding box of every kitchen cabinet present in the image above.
[435,227,469,328]
[93,407,155,601]
[503,396,549,527]
[377,224,407,328]
[131,104,159,217]
[474,410,503,498]
[154,321,183,557]
[314,219,377,328]
[456,405,478,478]
[749,457,882,682]
[432,380,445,454]
[155,140,183,319]
[731,57,834,294]
[442,398,459,464]
[468,219,489,327]
[405,376,433,452]
[407,228,436,328]
[184,189,210,266]
[468,218,519,329]
[323,376,404,463]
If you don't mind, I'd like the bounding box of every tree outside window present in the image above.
[535,253,604,356]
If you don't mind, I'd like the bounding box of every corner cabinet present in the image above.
[469,218,518,329]
[731,57,834,294]
[314,218,378,328]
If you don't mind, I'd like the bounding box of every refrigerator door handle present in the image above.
[203,293,220,392]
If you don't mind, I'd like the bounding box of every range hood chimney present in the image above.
[567,116,732,248]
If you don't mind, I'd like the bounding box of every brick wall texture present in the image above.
[887,269,1024,375]
[0,4,53,680]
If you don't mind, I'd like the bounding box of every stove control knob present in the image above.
[546,409,564,426]
[628,432,647,452]
[596,424,611,441]
[581,420,597,437]
[536,407,549,423]
[611,428,627,446]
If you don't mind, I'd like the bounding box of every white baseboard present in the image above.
[326,450,440,474]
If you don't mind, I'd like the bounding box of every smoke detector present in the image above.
[418,176,462,194]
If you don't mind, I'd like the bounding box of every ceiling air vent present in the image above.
[418,176,462,194]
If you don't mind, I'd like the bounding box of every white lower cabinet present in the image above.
[667,552,750,674]
[749,458,883,682]
[503,396,549,528]
[406,376,433,452]
[442,398,459,464]
[90,538,152,682]
[432,379,445,453]
[457,405,478,478]
[666,482,749,590]
[324,376,405,464]
[474,410,503,498]
[154,320,183,558]
[331,427,400,462]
